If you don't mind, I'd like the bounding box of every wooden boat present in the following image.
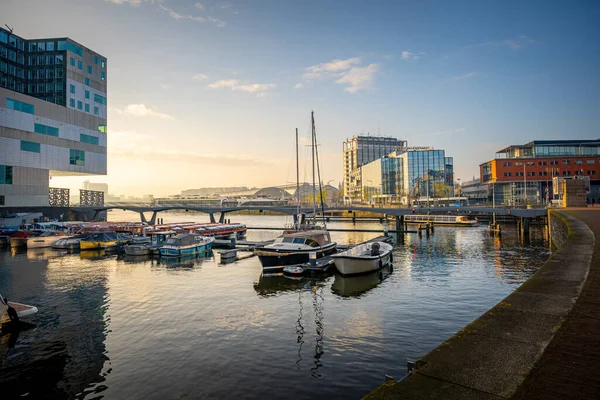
[159,234,215,257]
[403,215,478,226]
[27,231,72,248]
[80,232,119,251]
[1,294,38,328]
[332,241,394,276]
[254,230,337,272]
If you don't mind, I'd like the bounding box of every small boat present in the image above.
[1,294,38,329]
[403,215,478,226]
[0,229,17,246]
[332,241,394,276]
[52,233,93,250]
[283,266,305,276]
[254,230,337,272]
[159,234,215,257]
[27,231,72,249]
[9,231,40,248]
[332,264,393,297]
[124,231,176,256]
[80,232,119,251]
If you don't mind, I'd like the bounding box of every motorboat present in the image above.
[332,241,394,276]
[331,264,393,297]
[9,231,41,248]
[52,233,94,250]
[0,229,17,246]
[159,233,215,257]
[1,294,38,329]
[26,231,72,249]
[403,215,478,226]
[254,230,337,272]
[80,232,119,251]
[124,231,176,256]
[0,212,43,230]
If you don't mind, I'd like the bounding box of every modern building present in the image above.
[354,147,454,205]
[460,178,489,204]
[479,139,600,205]
[0,27,107,206]
[82,180,108,195]
[342,135,406,203]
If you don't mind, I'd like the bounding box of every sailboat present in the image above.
[255,112,337,272]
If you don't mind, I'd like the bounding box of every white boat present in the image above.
[403,215,478,226]
[27,231,73,248]
[332,241,394,276]
[52,233,92,250]
[1,294,38,327]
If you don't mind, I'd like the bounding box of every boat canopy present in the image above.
[84,232,119,242]
[276,230,331,246]
[165,233,203,246]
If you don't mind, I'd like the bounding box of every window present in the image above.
[84,90,90,99]
[34,123,59,137]
[77,60,83,70]
[70,57,75,67]
[6,98,34,114]
[69,84,75,94]
[503,162,512,167]
[94,106,99,115]
[550,160,559,166]
[540,171,548,176]
[58,41,67,51]
[85,77,90,86]
[94,55,98,65]
[38,41,45,51]
[0,195,4,205]
[101,59,105,68]
[562,160,570,165]
[69,98,75,107]
[67,42,83,56]
[85,103,90,112]
[98,124,107,133]
[47,42,54,51]
[527,172,535,176]
[504,172,512,177]
[516,172,524,177]
[526,161,535,166]
[0,31,7,44]
[94,94,107,105]
[574,160,583,165]
[515,162,523,166]
[563,171,571,176]
[0,165,13,185]
[20,141,41,153]
[538,161,547,166]
[100,71,105,81]
[70,149,85,166]
[87,65,92,74]
[77,100,83,110]
[587,160,595,164]
[80,134,99,145]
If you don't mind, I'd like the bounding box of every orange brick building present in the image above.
[480,140,600,205]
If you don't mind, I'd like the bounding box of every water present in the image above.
[0,212,549,399]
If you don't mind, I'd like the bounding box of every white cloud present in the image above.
[158,4,186,19]
[207,80,276,96]
[193,73,208,81]
[194,2,204,9]
[299,57,379,93]
[160,83,172,90]
[454,72,477,80]
[208,16,226,27]
[115,104,175,120]
[104,0,142,5]
[155,3,225,26]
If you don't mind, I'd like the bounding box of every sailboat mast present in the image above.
[311,111,317,224]
[313,114,326,226]
[296,128,300,219]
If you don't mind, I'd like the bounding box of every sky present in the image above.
[3,0,600,197]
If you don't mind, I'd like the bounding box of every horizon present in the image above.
[3,0,599,197]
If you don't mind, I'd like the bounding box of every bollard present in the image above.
[309,251,317,268]
[229,232,237,249]
[384,226,389,237]
[418,224,422,237]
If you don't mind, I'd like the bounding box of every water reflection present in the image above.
[331,265,393,298]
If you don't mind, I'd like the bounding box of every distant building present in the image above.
[0,26,107,206]
[460,178,489,203]
[354,147,454,205]
[342,135,406,203]
[479,139,600,205]
[83,180,108,195]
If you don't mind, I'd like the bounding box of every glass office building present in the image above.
[0,26,107,206]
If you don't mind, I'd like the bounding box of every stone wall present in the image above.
[549,210,569,251]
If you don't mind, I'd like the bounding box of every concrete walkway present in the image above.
[363,210,597,400]
[514,209,600,399]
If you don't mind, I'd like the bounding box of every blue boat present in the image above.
[159,233,215,257]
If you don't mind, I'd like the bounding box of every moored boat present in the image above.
[9,231,40,248]
[332,241,394,276]
[159,233,215,257]
[52,233,93,250]
[124,231,176,256]
[27,231,72,249]
[404,215,478,226]
[80,232,119,251]
[254,230,337,272]
[1,294,38,329]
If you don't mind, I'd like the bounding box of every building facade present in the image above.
[342,135,406,203]
[354,148,454,205]
[479,140,600,205]
[460,178,489,204]
[0,27,107,206]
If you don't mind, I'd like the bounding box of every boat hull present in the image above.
[80,240,118,250]
[124,244,151,256]
[9,237,28,248]
[27,236,72,249]
[159,242,214,257]
[333,252,392,276]
[255,243,337,270]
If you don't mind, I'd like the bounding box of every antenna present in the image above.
[5,25,14,33]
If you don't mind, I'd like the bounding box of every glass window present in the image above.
[66,42,83,56]
[100,71,105,81]
[80,134,99,145]
[58,41,67,51]
[85,103,90,112]
[98,125,107,133]
[101,59,105,68]
[38,41,45,51]
[69,149,85,166]
[0,165,13,185]
[8,35,16,47]
[77,100,82,110]
[70,57,75,66]
[94,94,107,105]
[94,106,99,116]
[85,77,90,86]
[85,90,90,99]
[34,123,59,137]
[56,55,63,64]
[69,98,75,107]
[6,98,34,114]
[587,160,595,164]
[87,65,92,74]
[69,84,75,94]
[0,31,7,43]
[47,41,54,51]
[8,50,16,61]
[20,141,41,153]
[575,160,583,165]
[77,60,82,70]
[94,56,98,65]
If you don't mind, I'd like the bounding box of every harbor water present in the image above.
[0,211,550,399]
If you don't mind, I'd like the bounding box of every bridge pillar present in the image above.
[520,217,530,236]
[92,210,101,221]
[139,211,158,225]
[209,213,216,223]
[219,212,226,224]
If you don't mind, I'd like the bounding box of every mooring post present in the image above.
[395,215,401,234]
[352,212,356,224]
[522,217,530,236]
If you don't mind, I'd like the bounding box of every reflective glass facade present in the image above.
[405,150,448,197]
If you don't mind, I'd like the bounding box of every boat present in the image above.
[332,241,394,276]
[80,232,120,251]
[9,230,40,248]
[124,231,176,256]
[1,294,38,330]
[0,229,17,246]
[159,233,215,257]
[0,212,43,230]
[52,233,94,250]
[26,231,72,249]
[403,214,478,226]
[331,264,393,297]
[283,266,305,277]
[254,230,337,272]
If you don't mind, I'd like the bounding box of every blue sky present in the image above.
[3,0,600,196]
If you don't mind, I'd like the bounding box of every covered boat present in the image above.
[27,231,72,249]
[159,233,215,257]
[52,233,93,250]
[124,231,176,256]
[80,232,119,251]
[1,294,38,329]
[254,230,337,272]
[332,241,394,276]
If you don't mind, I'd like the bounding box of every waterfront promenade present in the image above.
[364,208,599,400]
